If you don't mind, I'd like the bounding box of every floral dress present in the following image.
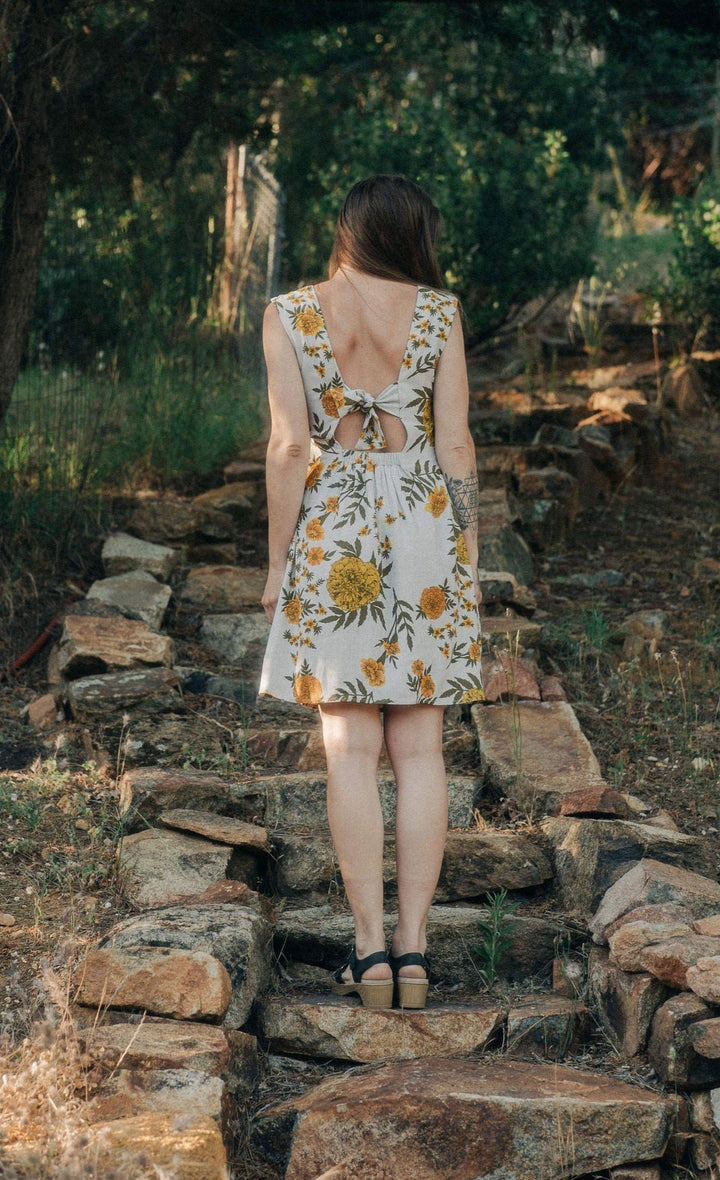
[259,284,484,709]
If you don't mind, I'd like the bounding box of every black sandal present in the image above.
[330,949,394,1009]
[389,952,430,1009]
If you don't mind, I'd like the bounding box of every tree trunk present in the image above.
[0,21,54,433]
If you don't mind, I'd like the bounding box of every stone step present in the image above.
[473,700,604,814]
[257,992,588,1065]
[119,766,264,828]
[273,828,552,903]
[260,772,482,832]
[87,1112,228,1180]
[274,903,572,988]
[255,1057,680,1180]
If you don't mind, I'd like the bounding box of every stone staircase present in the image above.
[18,378,720,1178]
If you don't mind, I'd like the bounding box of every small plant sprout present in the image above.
[474,888,520,989]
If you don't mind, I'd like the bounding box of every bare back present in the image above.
[314,271,420,452]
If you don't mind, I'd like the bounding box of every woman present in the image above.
[259,174,483,1010]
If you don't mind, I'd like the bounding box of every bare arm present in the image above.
[433,313,481,598]
[261,303,312,621]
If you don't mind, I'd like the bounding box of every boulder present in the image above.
[158,809,268,850]
[608,916,695,973]
[558,785,630,818]
[258,995,504,1063]
[102,532,180,579]
[587,387,647,412]
[127,500,235,545]
[261,772,481,833]
[194,481,257,518]
[87,1113,228,1180]
[56,615,174,679]
[648,992,720,1088]
[640,935,720,989]
[506,994,589,1059]
[65,667,182,721]
[200,612,269,677]
[179,566,267,613]
[687,956,720,1004]
[87,1068,227,1128]
[473,701,604,816]
[94,905,272,1028]
[514,466,580,547]
[223,458,265,483]
[261,1058,678,1180]
[479,615,543,649]
[589,859,720,944]
[689,1019,720,1059]
[117,828,233,908]
[118,767,263,828]
[587,946,668,1059]
[479,652,541,702]
[541,816,713,918]
[662,361,707,416]
[86,569,172,630]
[26,692,62,730]
[692,914,720,936]
[73,945,232,1021]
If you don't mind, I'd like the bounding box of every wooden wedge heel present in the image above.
[389,951,430,1009]
[330,949,394,1009]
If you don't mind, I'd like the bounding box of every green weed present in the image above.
[474,888,520,989]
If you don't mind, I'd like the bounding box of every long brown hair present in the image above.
[328,175,444,289]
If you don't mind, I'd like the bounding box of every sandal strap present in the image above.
[389,952,429,972]
[333,947,389,984]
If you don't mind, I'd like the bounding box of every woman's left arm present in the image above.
[433,313,481,599]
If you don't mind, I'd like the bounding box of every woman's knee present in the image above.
[319,703,383,762]
[384,705,444,762]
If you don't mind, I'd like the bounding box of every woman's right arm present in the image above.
[261,303,312,622]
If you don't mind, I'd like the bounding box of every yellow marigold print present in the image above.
[361,658,385,687]
[295,308,323,337]
[326,496,339,513]
[425,486,449,518]
[306,518,324,540]
[462,687,485,704]
[321,385,345,418]
[411,659,425,677]
[469,641,482,662]
[293,673,323,705]
[419,586,446,619]
[305,459,324,488]
[456,533,469,564]
[307,547,324,566]
[383,641,401,656]
[284,597,302,624]
[422,399,434,443]
[420,674,435,698]
[327,556,381,611]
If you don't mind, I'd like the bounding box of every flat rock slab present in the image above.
[87,1112,228,1180]
[158,808,268,850]
[87,569,172,631]
[506,994,589,1059]
[74,945,232,1021]
[119,767,263,828]
[478,615,543,649]
[590,859,720,944]
[265,1058,678,1180]
[57,614,174,678]
[65,667,182,720]
[473,701,603,814]
[179,566,266,612]
[541,817,714,918]
[77,1020,232,1075]
[128,499,235,544]
[258,995,504,1062]
[273,828,551,902]
[687,956,720,1004]
[102,532,180,579]
[200,612,269,677]
[558,784,631,818]
[609,916,695,973]
[275,904,566,988]
[261,772,482,832]
[118,828,233,908]
[480,652,540,702]
[87,1068,226,1127]
[96,905,272,1028]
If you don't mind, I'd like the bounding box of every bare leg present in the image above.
[319,702,391,982]
[383,704,447,979]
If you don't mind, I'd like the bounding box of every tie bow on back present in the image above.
[342,384,401,450]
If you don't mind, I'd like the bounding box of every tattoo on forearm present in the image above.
[446,472,480,529]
